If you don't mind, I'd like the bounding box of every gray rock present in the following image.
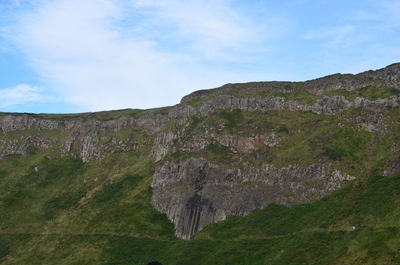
[152,158,354,239]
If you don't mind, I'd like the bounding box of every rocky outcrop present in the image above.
[173,95,400,123]
[0,114,167,134]
[152,158,354,239]
[1,95,398,161]
[180,63,400,103]
[0,115,153,161]
[180,134,280,154]
[343,111,387,134]
[153,131,180,162]
[384,158,400,176]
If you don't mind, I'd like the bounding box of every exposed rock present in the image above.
[0,115,150,162]
[1,94,398,161]
[153,131,179,162]
[343,111,387,134]
[180,134,280,154]
[218,134,280,152]
[180,63,400,103]
[152,158,354,239]
[384,158,400,176]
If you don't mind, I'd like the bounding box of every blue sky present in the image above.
[1,0,400,113]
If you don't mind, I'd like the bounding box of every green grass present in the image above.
[1,160,400,264]
[2,227,400,264]
[218,109,245,130]
[228,89,320,104]
[0,151,175,238]
[324,86,400,100]
[197,174,400,240]
[322,127,369,161]
[1,107,171,121]
[186,96,215,106]
[183,86,400,108]
[274,89,320,103]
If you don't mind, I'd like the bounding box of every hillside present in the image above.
[1,63,400,264]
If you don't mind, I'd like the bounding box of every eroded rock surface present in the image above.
[152,158,354,239]
[0,115,153,162]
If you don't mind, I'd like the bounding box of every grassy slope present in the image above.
[1,88,400,264]
[0,151,175,239]
[1,148,400,264]
[1,173,400,264]
[197,174,400,240]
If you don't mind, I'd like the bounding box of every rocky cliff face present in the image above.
[1,63,400,239]
[0,114,167,162]
[180,63,400,103]
[152,158,354,239]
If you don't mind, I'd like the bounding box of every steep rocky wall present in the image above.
[152,158,354,239]
[151,95,399,162]
[0,115,158,161]
[4,95,397,162]
[172,95,400,123]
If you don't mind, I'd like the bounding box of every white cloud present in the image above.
[2,0,279,111]
[0,84,49,108]
[132,0,264,59]
[303,25,357,46]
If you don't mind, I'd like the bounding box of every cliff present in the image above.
[1,63,400,240]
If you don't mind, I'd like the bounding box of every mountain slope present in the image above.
[1,63,400,264]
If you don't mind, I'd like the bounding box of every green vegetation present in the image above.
[274,90,320,103]
[182,85,400,107]
[5,228,400,265]
[228,89,319,104]
[198,174,400,239]
[0,107,171,121]
[0,151,175,238]
[324,86,400,100]
[1,173,400,264]
[218,109,245,130]
[166,107,396,180]
[186,96,215,106]
[322,126,369,162]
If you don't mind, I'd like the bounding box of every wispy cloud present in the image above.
[2,0,279,111]
[3,0,398,113]
[0,84,49,108]
[132,0,267,59]
[303,25,363,47]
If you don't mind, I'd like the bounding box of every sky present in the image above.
[0,0,400,113]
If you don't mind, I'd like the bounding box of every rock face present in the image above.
[0,115,164,162]
[384,158,400,176]
[152,158,354,239]
[180,63,400,103]
[1,63,400,239]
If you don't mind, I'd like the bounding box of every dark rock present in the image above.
[152,158,354,239]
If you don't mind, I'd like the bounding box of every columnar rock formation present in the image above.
[151,158,354,239]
